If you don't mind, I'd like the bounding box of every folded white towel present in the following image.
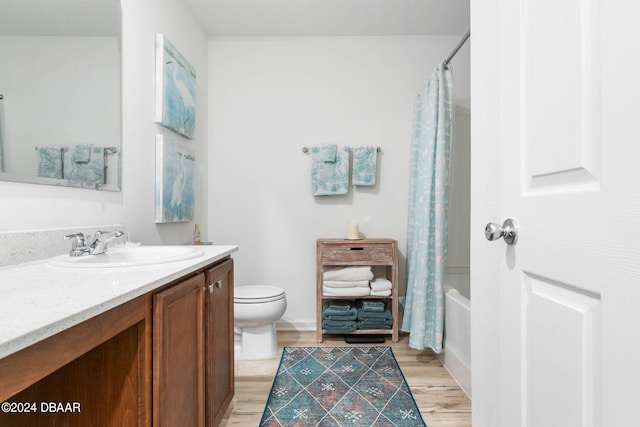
[370,277,392,292]
[323,280,370,288]
[323,266,373,281]
[370,289,392,297]
[323,285,371,297]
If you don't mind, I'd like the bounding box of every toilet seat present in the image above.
[234,285,285,304]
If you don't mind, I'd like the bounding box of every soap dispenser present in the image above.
[193,224,201,245]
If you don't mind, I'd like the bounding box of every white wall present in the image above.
[0,0,208,249]
[207,36,470,327]
[0,2,471,328]
[120,0,208,244]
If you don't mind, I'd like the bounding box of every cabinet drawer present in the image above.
[321,244,393,264]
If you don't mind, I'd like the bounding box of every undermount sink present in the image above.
[48,246,205,269]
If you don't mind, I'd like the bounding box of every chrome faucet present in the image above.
[64,230,125,256]
[88,230,125,255]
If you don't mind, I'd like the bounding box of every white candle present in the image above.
[347,221,359,239]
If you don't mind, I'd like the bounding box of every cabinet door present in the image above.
[205,259,234,427]
[153,273,205,427]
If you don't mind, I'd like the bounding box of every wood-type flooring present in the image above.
[220,331,471,426]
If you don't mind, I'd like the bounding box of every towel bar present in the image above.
[302,146,381,154]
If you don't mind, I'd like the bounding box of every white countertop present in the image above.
[0,245,238,359]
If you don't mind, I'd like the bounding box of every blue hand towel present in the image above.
[358,300,386,313]
[37,146,64,179]
[64,145,105,187]
[323,306,358,320]
[352,145,377,186]
[326,300,356,311]
[323,319,357,333]
[311,145,350,196]
[357,320,393,330]
[357,307,393,320]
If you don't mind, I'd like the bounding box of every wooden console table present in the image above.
[316,238,399,342]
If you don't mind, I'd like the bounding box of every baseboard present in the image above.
[275,319,316,331]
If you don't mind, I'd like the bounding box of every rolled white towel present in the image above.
[370,277,392,292]
[323,266,373,281]
[323,280,370,288]
[370,289,392,297]
[323,285,371,297]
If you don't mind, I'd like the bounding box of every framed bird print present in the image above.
[154,34,196,139]
[155,135,195,223]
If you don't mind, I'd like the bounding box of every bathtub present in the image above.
[438,285,471,398]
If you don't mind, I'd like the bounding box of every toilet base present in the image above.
[234,323,279,360]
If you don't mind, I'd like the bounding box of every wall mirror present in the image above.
[0,0,122,191]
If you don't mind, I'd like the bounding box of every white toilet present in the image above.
[233,285,287,360]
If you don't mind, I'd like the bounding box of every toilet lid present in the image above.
[234,285,285,303]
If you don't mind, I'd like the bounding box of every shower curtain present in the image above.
[401,64,453,353]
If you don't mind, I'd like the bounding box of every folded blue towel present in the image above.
[311,145,350,196]
[358,317,393,325]
[322,319,357,333]
[37,146,64,179]
[326,300,356,311]
[323,306,357,320]
[358,300,386,313]
[322,319,356,327]
[352,145,377,186]
[357,320,392,330]
[324,327,357,334]
[357,307,393,320]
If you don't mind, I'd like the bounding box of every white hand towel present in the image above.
[323,280,370,288]
[323,266,373,281]
[370,277,392,292]
[370,289,392,297]
[322,285,371,297]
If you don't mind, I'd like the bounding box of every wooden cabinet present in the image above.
[204,259,234,427]
[153,273,206,427]
[0,297,145,427]
[0,255,235,427]
[153,258,234,427]
[316,238,399,343]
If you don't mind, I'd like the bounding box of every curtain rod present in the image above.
[443,30,470,68]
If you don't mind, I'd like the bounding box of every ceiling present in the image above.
[0,0,469,37]
[182,0,470,36]
[0,0,120,36]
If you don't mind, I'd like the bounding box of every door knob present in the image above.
[485,219,518,245]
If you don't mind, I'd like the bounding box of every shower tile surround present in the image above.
[0,225,128,267]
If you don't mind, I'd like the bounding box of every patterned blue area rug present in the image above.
[260,346,427,426]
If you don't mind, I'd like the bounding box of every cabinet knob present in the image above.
[208,280,222,293]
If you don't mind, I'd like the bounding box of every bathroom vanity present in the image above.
[0,245,237,427]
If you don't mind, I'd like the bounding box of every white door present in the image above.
[471,1,640,426]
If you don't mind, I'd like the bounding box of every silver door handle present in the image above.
[485,219,518,245]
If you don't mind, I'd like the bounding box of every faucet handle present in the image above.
[64,232,86,245]
[64,233,88,256]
